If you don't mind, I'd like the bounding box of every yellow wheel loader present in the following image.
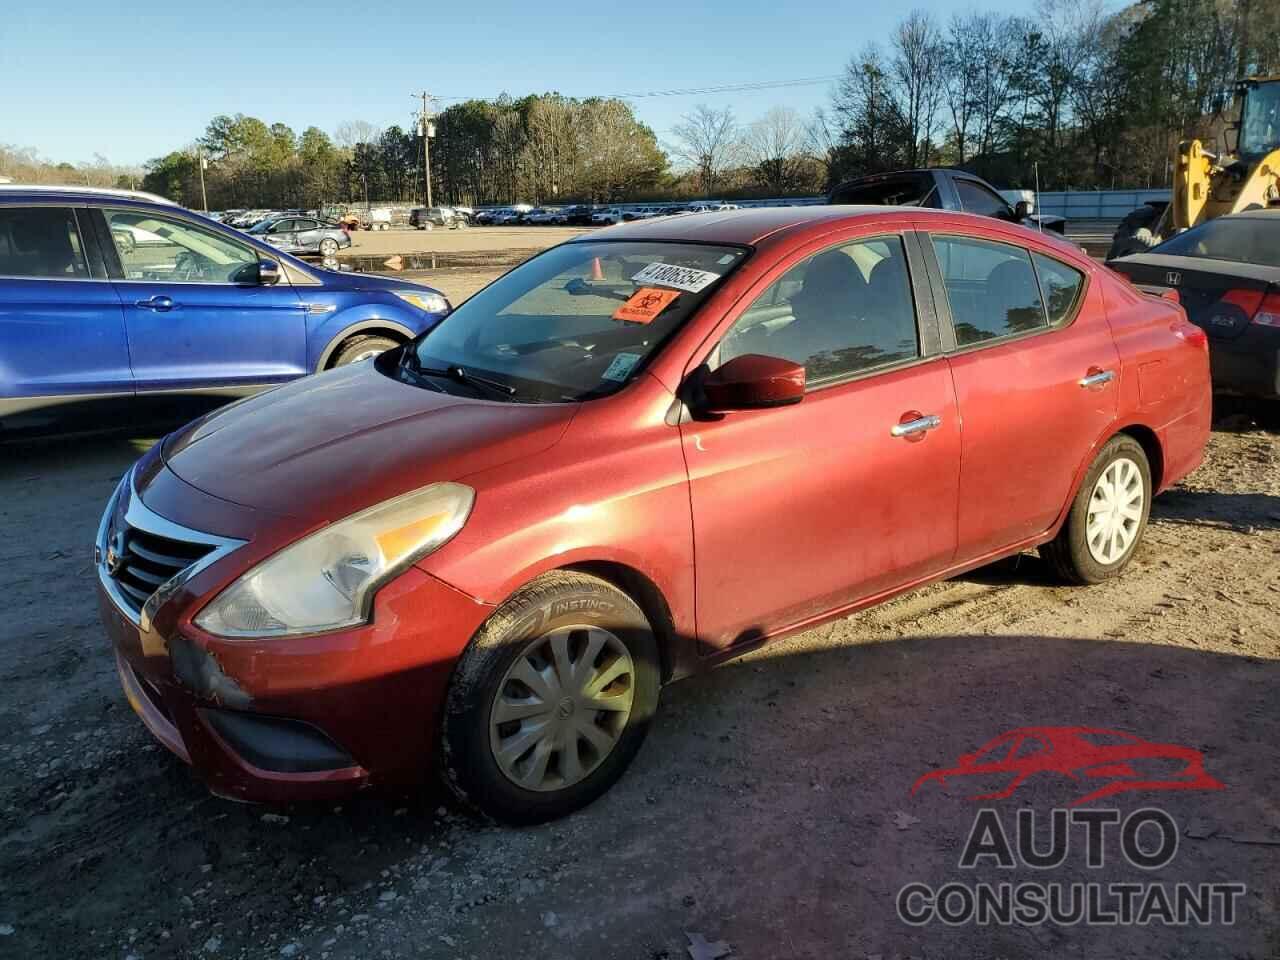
[1109,76,1280,259]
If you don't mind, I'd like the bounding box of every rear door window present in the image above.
[0,206,90,279]
[932,235,1047,346]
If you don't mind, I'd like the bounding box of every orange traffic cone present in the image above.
[590,257,604,281]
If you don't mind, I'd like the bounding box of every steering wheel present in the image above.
[172,251,208,281]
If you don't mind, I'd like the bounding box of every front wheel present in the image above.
[330,334,399,367]
[442,572,660,824]
[1043,435,1152,584]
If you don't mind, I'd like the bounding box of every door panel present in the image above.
[681,231,959,652]
[683,358,961,650]
[0,205,132,405]
[100,208,308,391]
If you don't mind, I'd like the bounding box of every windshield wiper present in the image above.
[399,350,516,397]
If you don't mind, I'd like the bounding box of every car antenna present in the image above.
[1034,162,1043,234]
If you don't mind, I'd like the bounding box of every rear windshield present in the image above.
[405,240,748,402]
[1153,217,1280,268]
[830,174,939,208]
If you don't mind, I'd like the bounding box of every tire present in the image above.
[441,571,661,824]
[1043,435,1152,585]
[319,237,339,256]
[1255,400,1280,432]
[330,334,399,367]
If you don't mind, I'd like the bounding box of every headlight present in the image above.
[393,290,450,314]
[194,482,474,639]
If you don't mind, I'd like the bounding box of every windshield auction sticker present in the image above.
[601,352,642,382]
[631,262,720,293]
[613,288,680,324]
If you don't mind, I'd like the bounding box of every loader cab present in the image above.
[1236,78,1280,160]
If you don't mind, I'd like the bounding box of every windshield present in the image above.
[1239,81,1280,157]
[1153,217,1280,268]
[404,240,748,402]
[247,219,277,234]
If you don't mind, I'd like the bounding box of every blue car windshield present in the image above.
[404,240,748,402]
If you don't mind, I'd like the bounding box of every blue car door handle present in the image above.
[136,296,175,312]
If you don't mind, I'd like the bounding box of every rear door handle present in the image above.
[135,296,174,312]
[891,414,942,438]
[1078,368,1114,388]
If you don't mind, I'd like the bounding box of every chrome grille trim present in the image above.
[95,466,246,632]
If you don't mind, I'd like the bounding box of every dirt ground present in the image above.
[2,359,1279,954]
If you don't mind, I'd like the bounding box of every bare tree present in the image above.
[333,120,382,149]
[942,13,986,164]
[890,10,945,167]
[669,104,741,195]
[971,15,1021,161]
[744,107,809,194]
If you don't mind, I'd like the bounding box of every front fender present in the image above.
[307,303,431,371]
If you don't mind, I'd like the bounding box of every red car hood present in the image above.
[161,361,576,518]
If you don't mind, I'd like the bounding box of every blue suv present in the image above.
[0,187,450,431]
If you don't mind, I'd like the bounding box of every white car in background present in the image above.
[591,208,624,225]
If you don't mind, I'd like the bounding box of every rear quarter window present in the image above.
[1032,253,1087,326]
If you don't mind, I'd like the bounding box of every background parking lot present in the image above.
[1,254,1278,958]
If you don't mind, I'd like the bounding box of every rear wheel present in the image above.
[330,334,399,367]
[1043,435,1152,584]
[319,237,339,256]
[442,572,660,824]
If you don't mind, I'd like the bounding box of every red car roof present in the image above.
[579,205,896,246]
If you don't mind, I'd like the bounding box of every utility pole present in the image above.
[197,148,209,212]
[414,91,434,207]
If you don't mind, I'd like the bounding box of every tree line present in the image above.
[3,0,1275,208]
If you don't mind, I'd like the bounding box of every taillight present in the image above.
[1178,322,1209,350]
[1253,291,1280,328]
[1221,288,1265,317]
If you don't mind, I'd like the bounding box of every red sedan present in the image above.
[96,207,1211,822]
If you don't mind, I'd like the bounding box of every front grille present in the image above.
[108,524,216,615]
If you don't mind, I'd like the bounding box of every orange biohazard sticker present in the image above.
[612,287,680,324]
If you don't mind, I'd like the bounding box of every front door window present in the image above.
[105,210,257,283]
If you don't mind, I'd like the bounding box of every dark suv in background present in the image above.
[0,186,451,434]
[829,168,1067,234]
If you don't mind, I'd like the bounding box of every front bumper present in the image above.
[96,466,492,804]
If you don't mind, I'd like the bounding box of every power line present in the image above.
[434,75,841,103]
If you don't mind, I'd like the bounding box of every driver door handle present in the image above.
[1078,368,1114,388]
[136,296,175,312]
[891,414,942,438]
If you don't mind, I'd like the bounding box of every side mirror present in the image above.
[257,260,281,285]
[1014,200,1033,220]
[701,354,805,412]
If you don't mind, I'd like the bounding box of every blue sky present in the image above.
[6,0,1038,167]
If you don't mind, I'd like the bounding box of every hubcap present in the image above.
[488,625,635,792]
[1086,457,1144,565]
[347,348,385,363]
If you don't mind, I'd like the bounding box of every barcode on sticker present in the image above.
[630,262,721,293]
